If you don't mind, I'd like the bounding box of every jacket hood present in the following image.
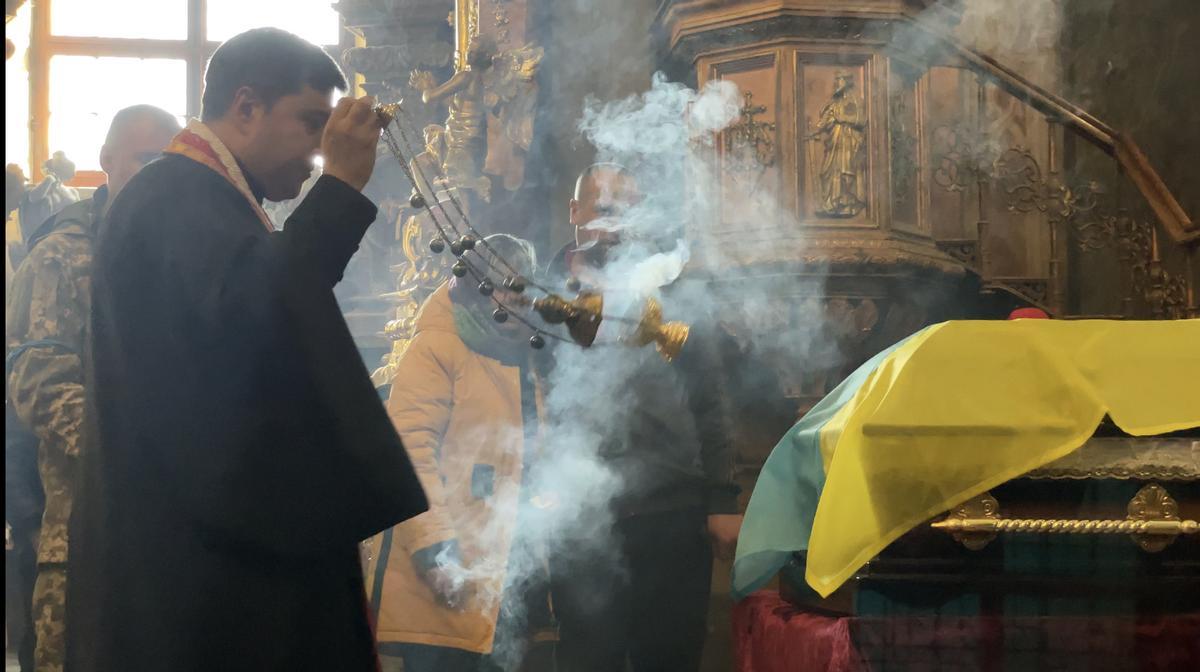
[412,283,458,337]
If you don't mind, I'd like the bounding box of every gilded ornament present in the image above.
[806,70,867,217]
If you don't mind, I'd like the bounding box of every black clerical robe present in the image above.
[66,154,427,672]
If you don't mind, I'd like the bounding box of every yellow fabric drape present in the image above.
[806,319,1200,597]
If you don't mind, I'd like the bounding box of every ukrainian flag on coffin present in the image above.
[730,319,1200,601]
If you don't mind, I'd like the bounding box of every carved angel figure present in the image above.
[409,39,543,200]
[408,124,446,200]
[485,43,543,154]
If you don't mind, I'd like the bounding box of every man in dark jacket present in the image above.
[545,163,743,672]
[66,28,427,672]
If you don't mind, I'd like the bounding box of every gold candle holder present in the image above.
[531,291,604,347]
[625,297,690,363]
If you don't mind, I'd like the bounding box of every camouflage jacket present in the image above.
[5,189,103,564]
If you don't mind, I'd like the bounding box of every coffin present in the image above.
[780,430,1200,616]
[731,319,1199,622]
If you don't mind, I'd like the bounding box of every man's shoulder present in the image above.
[116,154,225,206]
[27,229,92,263]
[104,155,242,243]
[50,198,94,228]
[15,227,92,278]
[23,198,95,250]
[7,230,92,341]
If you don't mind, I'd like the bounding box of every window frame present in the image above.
[26,0,351,184]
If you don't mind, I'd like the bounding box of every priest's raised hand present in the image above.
[322,94,385,192]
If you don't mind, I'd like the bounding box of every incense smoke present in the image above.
[476,72,840,669]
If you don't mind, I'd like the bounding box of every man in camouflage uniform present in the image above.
[5,105,179,672]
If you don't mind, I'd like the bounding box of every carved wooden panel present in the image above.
[888,58,926,235]
[926,66,978,242]
[795,52,878,228]
[979,82,1054,279]
[707,51,783,233]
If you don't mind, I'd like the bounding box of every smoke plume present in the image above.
[464,71,839,669]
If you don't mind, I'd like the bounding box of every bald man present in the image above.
[5,104,180,672]
[548,162,639,282]
[545,164,741,672]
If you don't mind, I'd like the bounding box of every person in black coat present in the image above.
[543,164,742,672]
[66,28,427,672]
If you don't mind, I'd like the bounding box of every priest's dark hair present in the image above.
[201,27,347,122]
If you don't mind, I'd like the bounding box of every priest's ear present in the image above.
[229,86,268,128]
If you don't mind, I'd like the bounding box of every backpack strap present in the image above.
[5,339,78,378]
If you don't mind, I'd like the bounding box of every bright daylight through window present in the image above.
[7,0,340,177]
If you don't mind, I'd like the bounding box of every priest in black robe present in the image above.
[66,28,427,672]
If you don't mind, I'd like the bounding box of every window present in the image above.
[51,0,187,40]
[206,0,339,45]
[49,56,188,171]
[6,4,32,176]
[14,0,349,184]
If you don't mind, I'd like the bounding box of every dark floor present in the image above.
[700,554,735,672]
[5,562,737,672]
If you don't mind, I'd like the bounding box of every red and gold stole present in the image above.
[163,120,275,233]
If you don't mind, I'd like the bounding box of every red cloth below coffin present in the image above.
[732,591,1200,672]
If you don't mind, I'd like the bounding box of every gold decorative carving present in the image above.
[491,0,511,44]
[370,204,453,386]
[453,0,479,71]
[410,39,495,201]
[994,147,1100,222]
[938,492,1000,551]
[934,516,1200,544]
[467,0,479,47]
[1127,483,1193,552]
[806,70,867,217]
[932,484,1199,553]
[723,90,776,173]
[409,39,542,200]
[407,123,446,199]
